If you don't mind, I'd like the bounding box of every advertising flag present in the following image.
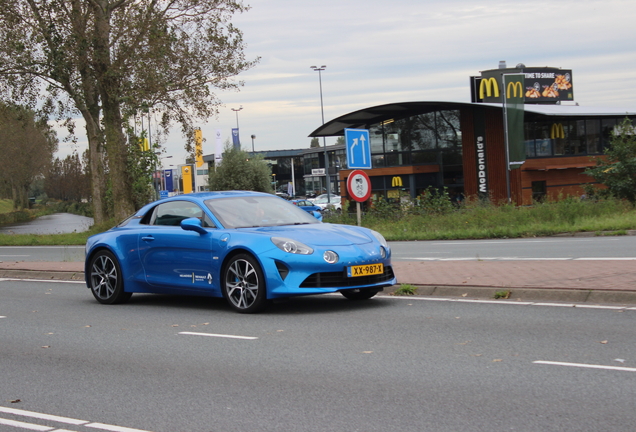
[215,129,223,166]
[503,74,525,170]
[164,169,174,192]
[232,128,240,150]
[194,129,203,168]
[181,165,193,194]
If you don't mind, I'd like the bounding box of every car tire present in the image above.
[340,288,380,301]
[222,254,268,313]
[88,250,132,305]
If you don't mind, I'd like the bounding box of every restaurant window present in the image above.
[524,122,536,157]
[437,110,461,149]
[413,112,437,150]
[585,119,601,154]
[601,118,617,150]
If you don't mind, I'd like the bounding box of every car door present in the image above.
[138,200,221,293]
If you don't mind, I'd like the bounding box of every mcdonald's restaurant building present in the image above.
[310,65,636,205]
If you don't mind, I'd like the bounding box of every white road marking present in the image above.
[0,417,53,431]
[0,407,152,432]
[85,423,153,432]
[534,360,636,372]
[397,257,636,261]
[178,331,258,340]
[381,295,636,310]
[0,278,84,284]
[0,246,84,249]
[0,407,86,425]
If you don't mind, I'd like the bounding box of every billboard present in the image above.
[476,68,573,104]
[522,68,573,103]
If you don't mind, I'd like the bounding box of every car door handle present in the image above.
[141,236,155,242]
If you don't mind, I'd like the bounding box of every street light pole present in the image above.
[310,65,331,203]
[231,106,243,128]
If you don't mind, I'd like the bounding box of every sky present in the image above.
[55,0,636,165]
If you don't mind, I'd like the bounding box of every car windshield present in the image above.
[205,196,320,229]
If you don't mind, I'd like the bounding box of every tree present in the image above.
[208,144,273,193]
[585,118,636,203]
[310,137,320,148]
[0,103,56,209]
[0,0,257,222]
[45,151,91,202]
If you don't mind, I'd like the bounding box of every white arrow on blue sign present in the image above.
[345,128,372,169]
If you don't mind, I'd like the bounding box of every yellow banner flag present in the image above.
[195,129,203,168]
[181,165,193,194]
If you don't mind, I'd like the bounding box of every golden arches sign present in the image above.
[550,123,565,139]
[391,176,403,187]
[506,81,523,99]
[479,77,499,99]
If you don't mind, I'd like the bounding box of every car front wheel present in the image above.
[340,288,380,300]
[88,250,132,304]
[222,254,267,313]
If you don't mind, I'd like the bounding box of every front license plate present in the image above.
[347,263,384,278]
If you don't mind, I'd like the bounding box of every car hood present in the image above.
[245,224,373,246]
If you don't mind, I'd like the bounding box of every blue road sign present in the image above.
[345,128,371,169]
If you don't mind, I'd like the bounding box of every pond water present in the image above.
[0,213,94,234]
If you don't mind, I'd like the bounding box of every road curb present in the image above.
[0,269,84,281]
[382,284,636,305]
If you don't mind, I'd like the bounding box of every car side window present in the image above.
[149,201,215,228]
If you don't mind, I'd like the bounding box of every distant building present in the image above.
[200,64,635,205]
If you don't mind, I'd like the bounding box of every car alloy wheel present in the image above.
[88,250,132,305]
[222,254,267,313]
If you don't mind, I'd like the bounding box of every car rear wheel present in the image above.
[88,250,132,304]
[341,288,380,300]
[222,254,267,313]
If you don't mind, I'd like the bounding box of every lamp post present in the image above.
[251,134,256,153]
[231,106,243,128]
[310,65,331,203]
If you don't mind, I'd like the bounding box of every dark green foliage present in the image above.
[208,145,273,193]
[586,118,636,203]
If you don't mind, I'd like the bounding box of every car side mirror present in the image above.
[181,217,208,235]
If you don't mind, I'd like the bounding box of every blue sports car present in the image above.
[291,199,323,221]
[85,191,396,313]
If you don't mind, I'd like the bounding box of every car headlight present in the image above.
[271,237,314,255]
[323,250,339,264]
[370,230,388,248]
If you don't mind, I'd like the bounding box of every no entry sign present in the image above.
[347,170,372,202]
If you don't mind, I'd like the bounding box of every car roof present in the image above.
[136,191,275,215]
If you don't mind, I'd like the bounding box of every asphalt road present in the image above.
[2,279,635,432]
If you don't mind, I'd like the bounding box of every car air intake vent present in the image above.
[300,266,395,288]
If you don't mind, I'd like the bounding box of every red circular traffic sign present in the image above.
[347,170,372,202]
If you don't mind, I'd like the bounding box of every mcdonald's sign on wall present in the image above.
[550,123,565,139]
[391,176,403,187]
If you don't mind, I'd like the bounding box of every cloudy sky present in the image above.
[57,0,636,163]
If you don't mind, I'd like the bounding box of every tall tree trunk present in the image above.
[93,0,135,221]
[83,112,107,224]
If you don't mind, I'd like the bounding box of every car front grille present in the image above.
[300,266,395,288]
